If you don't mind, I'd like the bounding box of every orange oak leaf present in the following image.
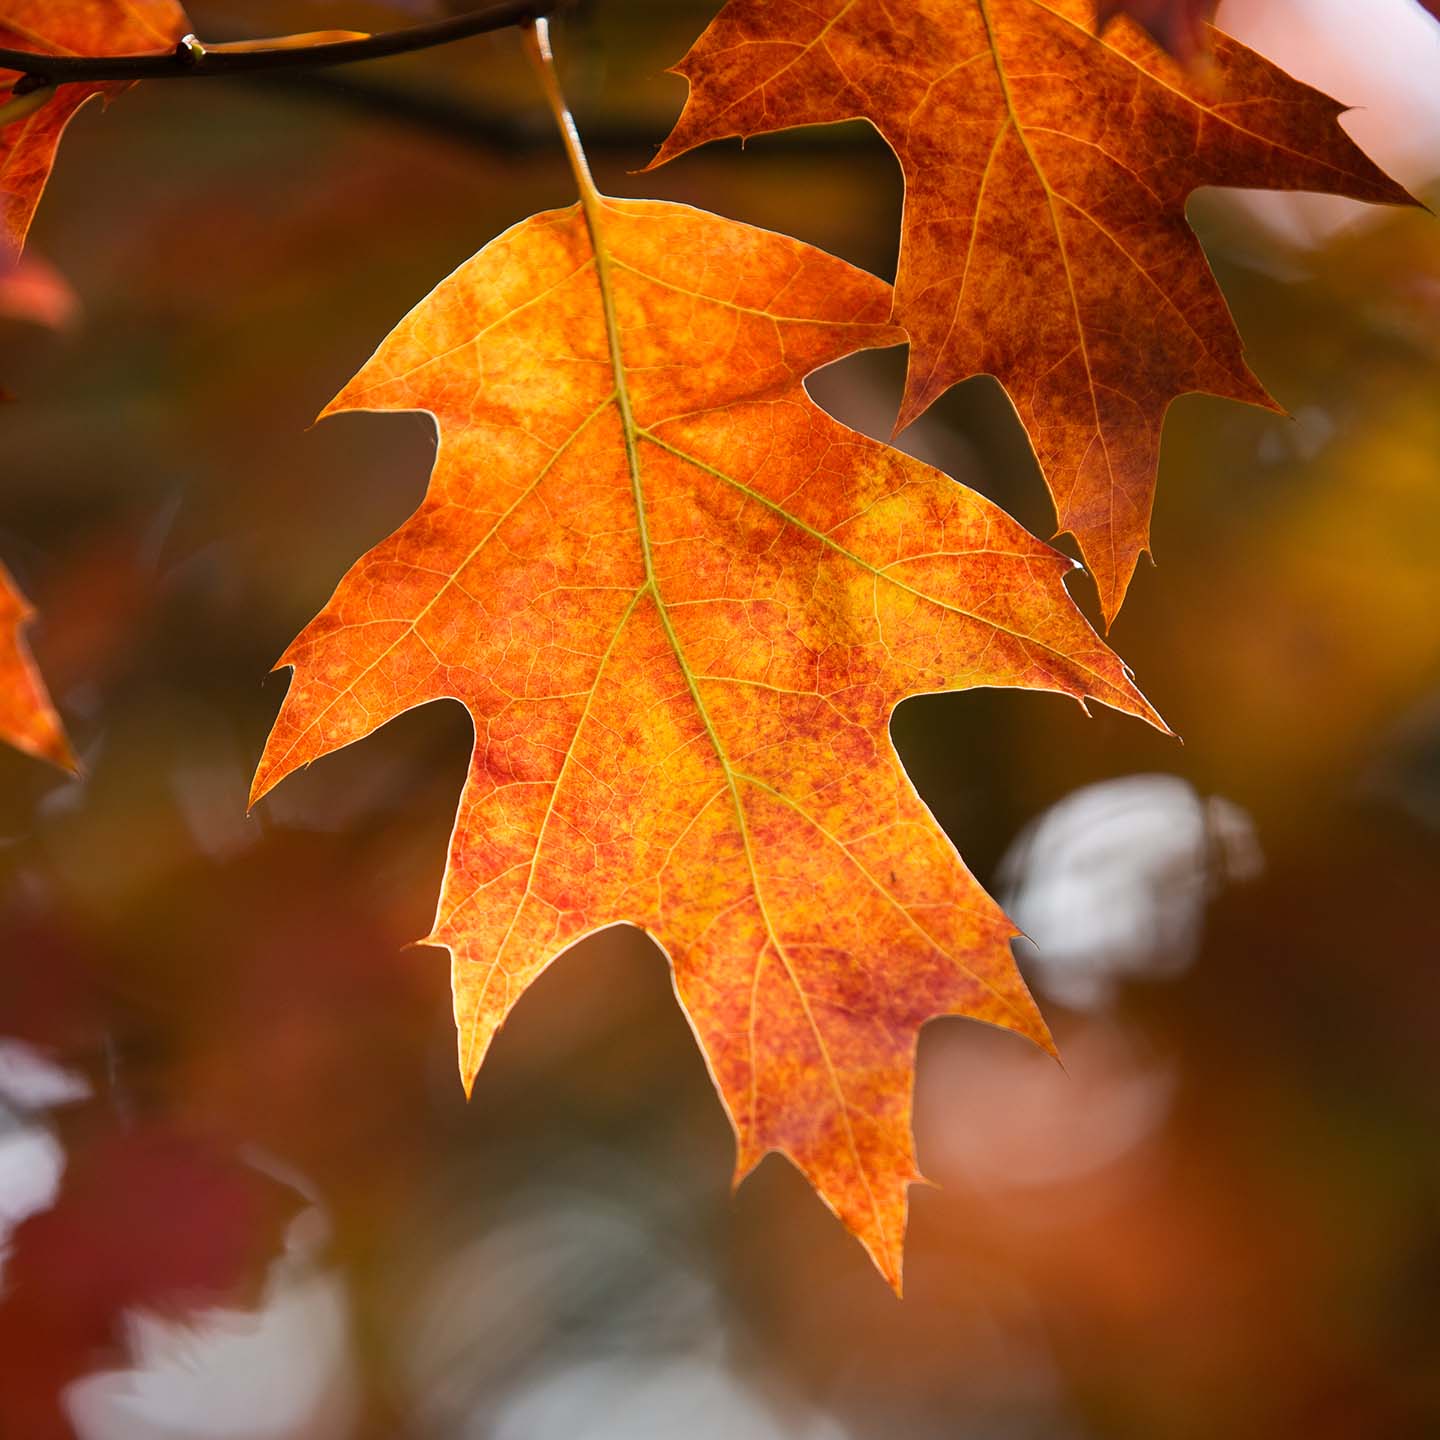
[0,561,75,769]
[1095,0,1217,61]
[251,196,1165,1287]
[650,0,1414,624]
[0,251,79,329]
[0,0,189,260]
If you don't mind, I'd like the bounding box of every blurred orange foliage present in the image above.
[1,3,1438,1430]
[0,561,73,768]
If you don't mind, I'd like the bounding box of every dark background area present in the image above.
[2,1,1439,1435]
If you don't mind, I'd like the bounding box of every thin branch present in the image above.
[0,1,572,88]
[236,70,893,164]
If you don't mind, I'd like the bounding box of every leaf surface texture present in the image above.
[253,196,1165,1286]
[652,0,1413,621]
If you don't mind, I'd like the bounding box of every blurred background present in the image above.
[2,0,1439,1435]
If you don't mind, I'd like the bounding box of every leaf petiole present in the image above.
[0,81,55,127]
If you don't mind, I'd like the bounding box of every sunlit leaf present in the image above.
[253,195,1164,1286]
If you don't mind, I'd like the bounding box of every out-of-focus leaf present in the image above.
[206,29,369,53]
[0,560,74,770]
[0,251,78,329]
[0,1126,299,1440]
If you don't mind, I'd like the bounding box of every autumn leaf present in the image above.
[0,560,74,770]
[251,188,1166,1287]
[0,0,189,259]
[650,0,1415,624]
[1095,0,1216,61]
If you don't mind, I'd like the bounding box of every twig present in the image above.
[0,1,571,88]
[235,70,892,165]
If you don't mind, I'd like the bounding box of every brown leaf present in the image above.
[650,0,1416,623]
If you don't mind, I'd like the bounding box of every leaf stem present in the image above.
[522,16,660,649]
[522,17,646,570]
[0,2,570,88]
[521,19,599,207]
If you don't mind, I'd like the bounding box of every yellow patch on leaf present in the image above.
[0,0,189,259]
[252,197,1165,1288]
[650,0,1414,623]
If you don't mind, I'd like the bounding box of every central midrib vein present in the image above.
[526,16,885,1243]
[975,0,1115,516]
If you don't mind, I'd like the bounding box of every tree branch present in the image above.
[0,1,572,88]
[237,69,894,166]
